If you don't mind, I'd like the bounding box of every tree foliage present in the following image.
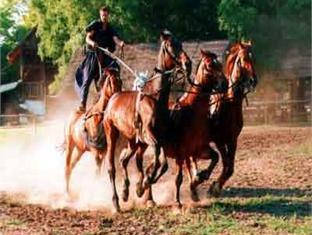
[0,0,28,84]
[218,0,311,69]
[23,0,226,93]
[24,0,226,63]
[2,0,311,91]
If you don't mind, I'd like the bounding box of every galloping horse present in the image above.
[187,41,258,198]
[64,68,121,194]
[102,31,191,212]
[142,50,228,207]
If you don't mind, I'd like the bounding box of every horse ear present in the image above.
[160,30,172,41]
[241,39,252,46]
[200,48,206,57]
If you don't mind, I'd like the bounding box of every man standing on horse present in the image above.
[75,6,125,112]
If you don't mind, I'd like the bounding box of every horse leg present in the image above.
[98,151,106,175]
[144,185,156,207]
[92,149,103,177]
[208,141,236,197]
[134,144,148,198]
[119,142,138,202]
[64,133,74,194]
[143,144,161,188]
[185,157,200,202]
[141,121,167,186]
[151,147,168,184]
[104,122,120,212]
[65,147,83,195]
[193,142,221,188]
[174,159,184,208]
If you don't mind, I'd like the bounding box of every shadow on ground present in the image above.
[204,187,312,218]
[222,187,312,198]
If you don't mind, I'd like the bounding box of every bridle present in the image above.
[162,40,184,67]
[227,47,256,96]
[136,41,190,96]
[186,56,223,90]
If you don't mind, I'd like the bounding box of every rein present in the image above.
[83,111,105,122]
[135,65,188,97]
[97,46,136,78]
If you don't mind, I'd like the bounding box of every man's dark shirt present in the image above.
[86,20,118,52]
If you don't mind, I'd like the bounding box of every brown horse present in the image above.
[141,50,228,207]
[64,68,122,195]
[102,31,192,212]
[188,41,258,198]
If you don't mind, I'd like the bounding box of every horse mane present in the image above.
[156,41,166,70]
[195,50,217,74]
[195,59,202,74]
[224,43,241,77]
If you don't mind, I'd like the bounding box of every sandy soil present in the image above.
[0,126,311,234]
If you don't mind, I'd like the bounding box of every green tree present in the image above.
[23,0,229,92]
[131,0,225,41]
[218,0,311,69]
[24,0,138,93]
[1,0,28,84]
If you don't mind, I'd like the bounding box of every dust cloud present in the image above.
[0,120,180,212]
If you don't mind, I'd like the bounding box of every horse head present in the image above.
[193,49,228,94]
[84,68,122,143]
[142,30,192,108]
[158,30,192,80]
[102,68,122,100]
[225,40,257,98]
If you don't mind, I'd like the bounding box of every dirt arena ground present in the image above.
[0,125,311,234]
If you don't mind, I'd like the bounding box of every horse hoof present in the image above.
[172,202,183,214]
[95,170,101,177]
[145,200,156,208]
[65,191,78,203]
[122,189,129,202]
[112,206,121,214]
[207,181,221,198]
[136,183,144,198]
[142,177,151,190]
[191,191,200,202]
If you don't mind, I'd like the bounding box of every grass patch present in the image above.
[264,216,312,234]
[165,196,312,235]
[0,218,27,230]
[290,139,312,156]
[214,196,311,218]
